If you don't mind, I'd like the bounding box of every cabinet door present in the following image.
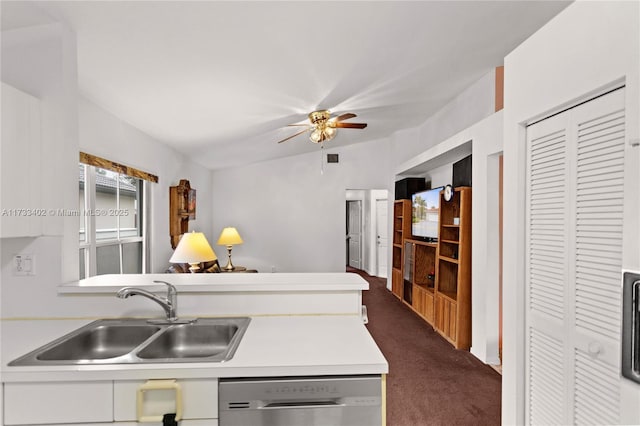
[1,83,42,237]
[114,378,218,422]
[4,381,113,425]
[448,302,457,342]
[391,268,403,298]
[525,87,632,424]
[435,295,445,332]
[412,285,424,314]
[435,295,458,343]
[423,291,434,324]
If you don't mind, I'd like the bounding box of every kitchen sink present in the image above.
[36,324,161,361]
[8,317,250,366]
[137,323,239,360]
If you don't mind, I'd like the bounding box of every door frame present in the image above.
[345,189,389,275]
[346,198,363,270]
[375,197,389,278]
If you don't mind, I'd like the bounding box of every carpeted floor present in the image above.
[354,267,502,426]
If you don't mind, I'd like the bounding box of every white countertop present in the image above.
[1,315,388,383]
[59,272,369,294]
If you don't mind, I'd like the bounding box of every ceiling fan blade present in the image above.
[334,122,367,129]
[334,113,357,122]
[277,128,311,144]
[287,123,310,127]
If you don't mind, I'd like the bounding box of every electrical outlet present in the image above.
[13,254,35,276]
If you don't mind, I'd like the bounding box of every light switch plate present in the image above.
[13,254,35,276]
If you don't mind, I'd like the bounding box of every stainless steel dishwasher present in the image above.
[219,375,382,426]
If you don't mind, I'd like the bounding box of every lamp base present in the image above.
[224,245,235,271]
[188,263,201,273]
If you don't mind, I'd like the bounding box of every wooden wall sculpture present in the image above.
[169,179,196,249]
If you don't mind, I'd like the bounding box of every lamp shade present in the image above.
[217,227,243,246]
[169,231,217,264]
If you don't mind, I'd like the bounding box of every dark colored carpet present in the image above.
[353,267,502,426]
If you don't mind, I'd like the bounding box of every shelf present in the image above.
[415,283,435,294]
[439,255,459,264]
[391,199,412,299]
[440,239,459,245]
[405,238,438,248]
[438,290,458,303]
[441,224,460,229]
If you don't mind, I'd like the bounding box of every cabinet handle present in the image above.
[136,379,183,422]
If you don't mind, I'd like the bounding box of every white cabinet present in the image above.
[3,378,218,425]
[3,381,113,425]
[1,82,43,238]
[114,378,218,423]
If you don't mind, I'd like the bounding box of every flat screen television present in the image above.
[411,187,442,242]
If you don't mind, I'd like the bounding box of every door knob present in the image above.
[587,341,602,356]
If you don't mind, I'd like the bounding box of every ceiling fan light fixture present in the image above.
[308,110,331,124]
[324,126,336,139]
[277,109,366,144]
[310,129,322,143]
[309,126,336,143]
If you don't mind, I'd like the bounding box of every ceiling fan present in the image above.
[277,110,367,144]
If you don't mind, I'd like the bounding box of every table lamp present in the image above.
[169,231,217,273]
[217,227,243,271]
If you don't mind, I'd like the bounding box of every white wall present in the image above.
[1,20,213,319]
[1,23,78,284]
[470,111,503,365]
[502,2,640,424]
[78,96,213,273]
[423,163,451,189]
[211,139,392,273]
[392,68,495,166]
[388,69,497,288]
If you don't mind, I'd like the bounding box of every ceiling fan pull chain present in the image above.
[320,142,325,175]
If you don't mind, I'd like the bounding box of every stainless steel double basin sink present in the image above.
[9,317,251,366]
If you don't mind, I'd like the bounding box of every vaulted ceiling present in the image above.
[2,1,571,170]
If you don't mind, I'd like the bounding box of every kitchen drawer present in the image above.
[114,378,218,422]
[4,381,113,425]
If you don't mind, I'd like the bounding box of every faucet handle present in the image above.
[153,280,177,295]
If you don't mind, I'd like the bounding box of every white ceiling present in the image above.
[2,1,571,170]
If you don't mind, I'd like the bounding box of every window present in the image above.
[79,153,157,278]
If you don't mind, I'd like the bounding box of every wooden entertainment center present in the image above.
[391,187,472,350]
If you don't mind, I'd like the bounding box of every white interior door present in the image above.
[525,87,635,424]
[347,200,362,269]
[376,199,388,278]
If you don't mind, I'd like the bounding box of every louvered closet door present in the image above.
[526,87,626,425]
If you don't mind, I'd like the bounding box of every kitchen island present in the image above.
[1,272,388,425]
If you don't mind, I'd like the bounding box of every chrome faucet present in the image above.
[116,280,179,322]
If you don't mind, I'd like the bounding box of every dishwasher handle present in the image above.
[262,400,344,409]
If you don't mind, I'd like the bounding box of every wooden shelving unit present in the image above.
[435,187,472,350]
[391,187,471,351]
[391,200,411,299]
[404,239,438,324]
